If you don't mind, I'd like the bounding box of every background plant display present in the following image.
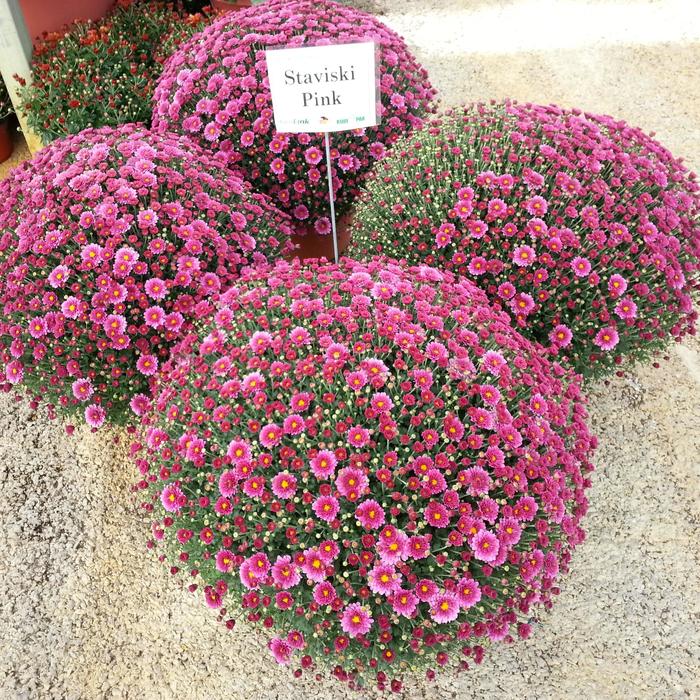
[133,258,595,691]
[152,0,436,234]
[0,124,293,427]
[18,0,211,144]
[349,102,700,378]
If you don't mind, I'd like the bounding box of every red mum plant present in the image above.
[349,102,700,378]
[133,258,595,691]
[152,0,436,234]
[0,124,293,427]
[18,0,211,143]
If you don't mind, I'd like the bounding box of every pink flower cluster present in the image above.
[0,124,293,426]
[134,258,595,690]
[350,101,700,377]
[152,0,436,232]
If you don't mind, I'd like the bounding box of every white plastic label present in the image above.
[265,41,379,133]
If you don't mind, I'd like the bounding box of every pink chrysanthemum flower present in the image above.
[269,638,292,665]
[314,217,331,235]
[340,603,373,638]
[218,470,238,497]
[144,306,165,329]
[355,499,386,530]
[289,326,311,346]
[312,495,339,522]
[456,577,482,608]
[282,414,305,435]
[488,197,507,218]
[85,403,106,429]
[571,256,592,277]
[27,317,46,339]
[304,146,323,165]
[390,588,418,617]
[144,277,168,300]
[430,592,460,624]
[281,631,303,653]
[271,472,297,500]
[60,296,81,319]
[615,297,638,319]
[312,581,337,605]
[608,273,628,296]
[259,423,282,448]
[301,548,327,583]
[204,586,222,609]
[136,354,158,376]
[514,495,538,521]
[227,439,252,465]
[310,450,337,480]
[215,549,235,573]
[510,292,535,316]
[48,265,70,288]
[462,466,492,496]
[482,350,506,375]
[271,555,301,589]
[71,378,93,402]
[336,467,368,499]
[275,590,294,610]
[407,535,431,560]
[425,501,451,528]
[290,391,313,412]
[415,578,439,602]
[471,529,500,562]
[214,496,232,516]
[467,256,488,276]
[242,475,265,498]
[249,330,272,354]
[161,483,185,513]
[347,424,370,448]
[594,326,620,351]
[513,245,536,267]
[345,370,368,391]
[370,392,393,414]
[368,563,401,595]
[138,209,159,228]
[498,516,523,545]
[377,531,408,564]
[549,324,573,348]
[129,393,150,417]
[318,539,339,563]
[497,281,516,300]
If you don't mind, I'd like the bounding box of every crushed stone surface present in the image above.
[1,1,699,698]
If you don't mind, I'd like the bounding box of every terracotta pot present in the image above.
[210,0,252,12]
[0,118,14,165]
[287,212,354,263]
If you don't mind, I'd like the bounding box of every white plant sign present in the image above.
[265,41,379,134]
[265,41,380,263]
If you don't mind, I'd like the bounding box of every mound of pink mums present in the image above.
[0,124,293,426]
[350,102,700,377]
[152,0,436,233]
[133,258,595,691]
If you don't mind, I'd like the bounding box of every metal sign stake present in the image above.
[324,131,339,264]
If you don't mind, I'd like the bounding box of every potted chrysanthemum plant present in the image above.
[349,102,700,378]
[151,0,436,260]
[134,257,596,692]
[0,124,293,429]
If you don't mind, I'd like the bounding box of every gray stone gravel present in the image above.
[1,1,699,699]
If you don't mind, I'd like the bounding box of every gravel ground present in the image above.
[1,1,699,698]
